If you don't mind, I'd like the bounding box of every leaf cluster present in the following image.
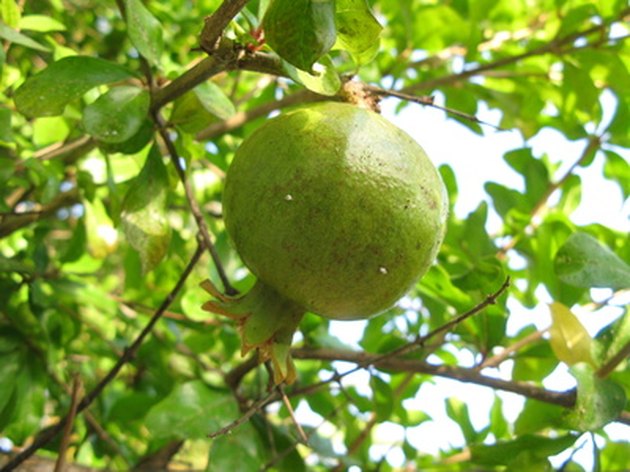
[0,0,629,470]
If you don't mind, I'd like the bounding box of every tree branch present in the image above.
[403,8,629,94]
[30,135,96,164]
[0,187,80,239]
[0,244,205,472]
[200,0,250,53]
[151,56,227,111]
[291,347,630,426]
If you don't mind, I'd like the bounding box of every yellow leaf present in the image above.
[548,302,594,367]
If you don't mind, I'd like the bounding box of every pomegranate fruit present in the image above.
[202,101,447,383]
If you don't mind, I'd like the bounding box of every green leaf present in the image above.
[42,309,79,347]
[170,91,214,133]
[207,421,263,471]
[512,338,558,382]
[489,396,509,439]
[600,441,630,472]
[470,434,578,467]
[0,106,12,144]
[461,201,498,258]
[146,381,238,440]
[514,399,564,435]
[33,116,70,147]
[554,232,630,290]
[97,118,154,154]
[285,54,341,95]
[0,352,20,418]
[597,308,630,372]
[555,4,598,39]
[250,415,307,472]
[110,392,158,423]
[548,302,594,367]
[603,150,630,199]
[263,0,336,71]
[3,360,46,443]
[14,56,135,117]
[194,81,236,120]
[563,363,626,431]
[125,0,163,66]
[562,61,599,119]
[484,182,526,218]
[607,97,630,147]
[370,375,394,421]
[503,148,550,208]
[83,85,150,143]
[445,397,478,444]
[19,14,66,32]
[0,20,49,52]
[1,0,21,28]
[121,145,171,273]
[334,0,382,65]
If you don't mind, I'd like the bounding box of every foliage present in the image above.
[0,0,629,470]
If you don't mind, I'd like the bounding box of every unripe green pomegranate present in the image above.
[202,101,447,383]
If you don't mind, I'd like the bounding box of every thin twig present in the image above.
[262,362,308,445]
[54,375,83,472]
[0,187,80,239]
[30,135,95,162]
[278,384,308,445]
[207,390,278,438]
[261,384,353,471]
[0,244,205,472]
[498,135,601,256]
[368,86,506,131]
[346,276,511,376]
[153,112,237,295]
[597,340,630,379]
[477,328,547,370]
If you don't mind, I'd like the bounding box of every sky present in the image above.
[300,91,630,469]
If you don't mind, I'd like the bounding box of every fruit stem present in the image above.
[339,79,381,113]
[201,279,305,384]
